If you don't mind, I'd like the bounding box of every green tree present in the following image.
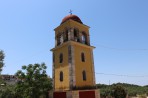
[0,50,5,73]
[97,83,148,97]
[0,84,16,98]
[111,85,127,98]
[15,63,52,98]
[100,88,111,98]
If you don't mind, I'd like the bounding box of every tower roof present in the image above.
[61,14,83,24]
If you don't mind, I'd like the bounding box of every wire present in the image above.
[96,44,148,51]
[95,72,148,78]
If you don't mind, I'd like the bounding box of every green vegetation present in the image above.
[97,83,148,98]
[111,85,127,98]
[15,63,52,98]
[0,50,16,98]
[0,83,16,98]
[0,50,52,98]
[0,63,52,98]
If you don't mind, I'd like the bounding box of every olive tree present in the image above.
[15,63,52,98]
[111,85,127,98]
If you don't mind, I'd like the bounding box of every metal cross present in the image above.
[69,10,72,15]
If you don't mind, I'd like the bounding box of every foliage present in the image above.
[0,50,5,73]
[100,87,111,98]
[97,84,112,98]
[97,83,148,98]
[97,84,108,88]
[15,63,52,98]
[0,81,16,98]
[111,85,127,98]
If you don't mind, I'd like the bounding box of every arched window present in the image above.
[81,53,85,62]
[74,29,78,37]
[81,32,87,44]
[63,30,68,42]
[82,71,86,81]
[57,36,60,46]
[60,34,63,44]
[65,30,68,41]
[60,71,63,82]
[74,29,80,42]
[82,35,86,43]
[59,53,63,63]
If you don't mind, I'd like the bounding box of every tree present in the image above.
[100,88,111,98]
[0,84,16,98]
[98,83,148,97]
[111,85,127,98]
[15,63,52,98]
[0,50,5,73]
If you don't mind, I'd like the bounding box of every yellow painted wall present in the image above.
[73,43,94,87]
[53,45,70,91]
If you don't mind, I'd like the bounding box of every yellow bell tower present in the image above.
[51,14,96,92]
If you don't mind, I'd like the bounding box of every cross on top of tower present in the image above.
[69,10,72,15]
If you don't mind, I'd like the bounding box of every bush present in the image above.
[111,85,127,98]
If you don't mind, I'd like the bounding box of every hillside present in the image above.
[97,83,148,97]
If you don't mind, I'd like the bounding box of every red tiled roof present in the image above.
[61,14,83,24]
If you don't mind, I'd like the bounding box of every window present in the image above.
[81,53,85,62]
[81,32,87,44]
[60,34,63,44]
[64,30,68,42]
[57,36,60,46]
[59,53,63,63]
[74,29,78,38]
[60,71,63,82]
[74,29,80,42]
[82,71,86,81]
[82,35,86,44]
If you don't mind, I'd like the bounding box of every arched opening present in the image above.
[74,29,80,42]
[65,30,68,41]
[60,34,63,44]
[81,32,87,44]
[81,52,85,62]
[60,71,63,82]
[57,35,60,46]
[64,29,68,42]
[59,53,63,63]
[82,71,86,81]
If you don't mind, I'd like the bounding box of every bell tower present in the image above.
[51,14,99,98]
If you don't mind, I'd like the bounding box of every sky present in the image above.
[0,0,148,86]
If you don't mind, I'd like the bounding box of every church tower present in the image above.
[51,14,99,98]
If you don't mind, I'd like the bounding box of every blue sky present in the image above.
[0,0,148,86]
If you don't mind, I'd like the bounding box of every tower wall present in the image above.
[72,43,95,87]
[53,45,70,91]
